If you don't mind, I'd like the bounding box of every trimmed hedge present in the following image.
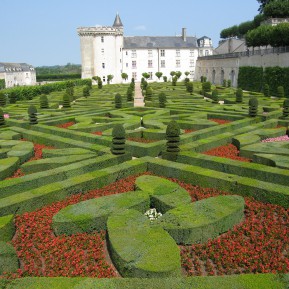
[238,67,263,92]
[0,242,18,275]
[0,157,20,180]
[52,190,150,235]
[108,209,181,278]
[159,195,244,244]
[0,215,14,242]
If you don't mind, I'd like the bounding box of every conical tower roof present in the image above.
[113,13,123,27]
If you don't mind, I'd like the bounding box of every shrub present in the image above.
[107,74,114,84]
[66,86,74,100]
[83,86,90,97]
[172,76,177,86]
[62,93,71,108]
[211,89,219,104]
[163,76,167,82]
[0,109,5,126]
[186,82,194,94]
[283,99,289,117]
[202,81,211,92]
[127,87,133,101]
[249,97,258,117]
[28,105,38,125]
[165,120,180,161]
[145,86,153,101]
[0,242,18,275]
[223,79,227,87]
[236,88,243,103]
[263,84,270,97]
[9,91,17,104]
[227,79,232,87]
[98,79,103,89]
[111,124,126,155]
[184,78,190,85]
[277,86,284,98]
[0,92,6,107]
[115,93,122,109]
[40,94,49,109]
[159,92,167,108]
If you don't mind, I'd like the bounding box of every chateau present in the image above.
[0,62,36,88]
[77,14,214,84]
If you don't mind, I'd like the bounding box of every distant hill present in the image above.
[36,63,81,75]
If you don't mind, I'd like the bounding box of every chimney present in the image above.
[182,28,187,42]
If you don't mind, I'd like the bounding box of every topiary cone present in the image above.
[40,94,49,109]
[165,120,180,161]
[28,105,38,125]
[249,97,258,117]
[283,99,289,118]
[62,93,71,108]
[111,124,126,155]
[0,109,5,126]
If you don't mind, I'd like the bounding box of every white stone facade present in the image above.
[77,14,214,84]
[0,63,36,88]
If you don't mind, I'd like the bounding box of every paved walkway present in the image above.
[134,82,145,107]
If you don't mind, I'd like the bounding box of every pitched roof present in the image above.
[124,36,198,49]
[0,62,34,72]
[113,13,123,27]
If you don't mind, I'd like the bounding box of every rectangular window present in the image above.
[132,72,137,80]
[101,48,104,54]
[148,49,153,57]
[132,60,137,69]
[160,49,165,57]
[190,59,194,67]
[132,50,137,58]
[148,60,153,68]
[176,60,180,67]
[190,71,194,76]
[102,63,105,69]
[190,50,194,57]
[176,49,180,57]
[205,50,209,56]
[126,63,128,68]
[126,51,128,56]
[101,36,104,43]
[161,60,165,68]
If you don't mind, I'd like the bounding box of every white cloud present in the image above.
[134,25,146,31]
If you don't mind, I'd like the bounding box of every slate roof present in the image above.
[113,13,123,27]
[124,36,198,49]
[0,62,34,72]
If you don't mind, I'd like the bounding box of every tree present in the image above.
[155,72,163,80]
[142,72,150,80]
[263,84,270,97]
[9,91,17,104]
[170,71,176,80]
[165,120,180,161]
[40,94,49,109]
[111,124,126,155]
[163,76,168,82]
[127,87,133,101]
[184,71,190,77]
[211,89,219,104]
[107,75,114,84]
[202,81,211,92]
[121,73,128,82]
[28,105,38,125]
[257,0,273,13]
[264,0,289,18]
[277,86,285,98]
[236,88,243,103]
[175,71,182,79]
[172,76,177,86]
[115,93,122,109]
[98,79,103,89]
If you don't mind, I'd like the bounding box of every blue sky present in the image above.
[0,0,260,67]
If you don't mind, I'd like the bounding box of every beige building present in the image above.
[0,62,36,88]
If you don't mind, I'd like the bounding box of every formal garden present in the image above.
[0,78,288,288]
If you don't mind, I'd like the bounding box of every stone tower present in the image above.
[77,14,124,83]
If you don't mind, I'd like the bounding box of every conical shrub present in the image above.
[62,93,71,108]
[236,88,243,103]
[277,86,284,98]
[165,120,180,161]
[0,92,6,107]
[28,105,38,125]
[263,84,270,97]
[283,99,289,118]
[83,86,90,97]
[111,124,126,155]
[186,82,194,94]
[115,93,122,109]
[127,87,133,101]
[0,109,5,126]
[159,92,167,108]
[40,94,49,109]
[145,86,153,101]
[249,97,258,117]
[9,91,17,104]
[212,89,219,104]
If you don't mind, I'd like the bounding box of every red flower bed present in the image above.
[92,131,102,136]
[127,137,158,143]
[2,174,288,278]
[204,144,251,162]
[56,122,76,129]
[5,142,54,180]
[209,119,232,125]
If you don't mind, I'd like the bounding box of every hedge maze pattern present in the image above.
[0,81,288,288]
